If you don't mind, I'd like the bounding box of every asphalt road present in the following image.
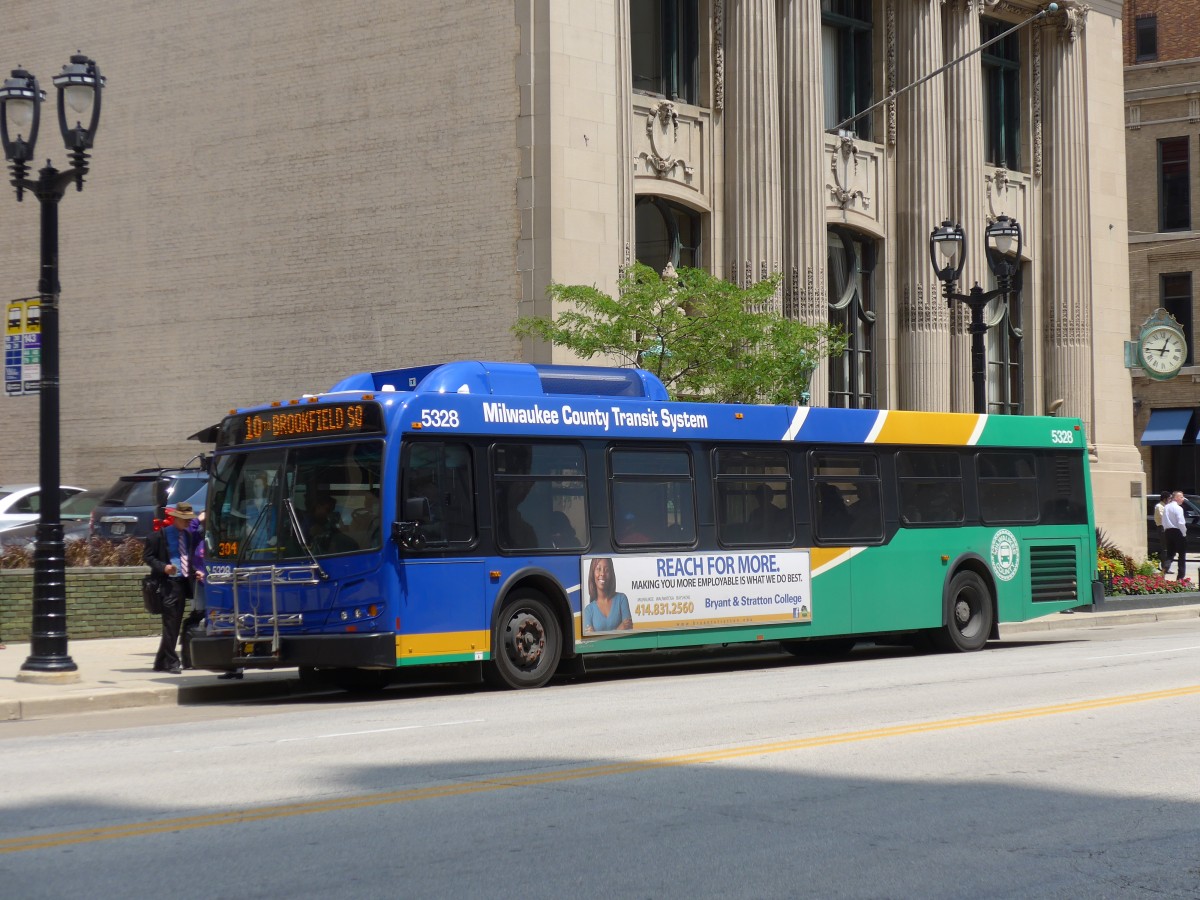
[2,620,1199,899]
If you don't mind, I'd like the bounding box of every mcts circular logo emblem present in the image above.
[990,529,1020,582]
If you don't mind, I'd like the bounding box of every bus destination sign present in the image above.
[218,401,385,448]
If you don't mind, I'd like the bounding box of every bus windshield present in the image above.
[208,440,384,562]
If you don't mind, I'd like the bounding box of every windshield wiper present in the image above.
[283,497,328,580]
[235,497,275,566]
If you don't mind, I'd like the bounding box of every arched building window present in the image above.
[827,226,876,409]
[635,196,703,273]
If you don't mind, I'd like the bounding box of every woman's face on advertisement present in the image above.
[594,560,613,593]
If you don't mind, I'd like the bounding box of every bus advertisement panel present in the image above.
[581,551,811,635]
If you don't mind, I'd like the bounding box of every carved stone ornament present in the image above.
[1058,3,1088,42]
[985,167,1012,220]
[640,101,694,180]
[827,135,871,211]
[886,1,897,146]
[713,0,724,111]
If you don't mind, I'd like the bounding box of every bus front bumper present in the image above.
[190,633,396,671]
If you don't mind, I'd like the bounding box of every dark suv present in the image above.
[1145,493,1200,555]
[91,466,209,541]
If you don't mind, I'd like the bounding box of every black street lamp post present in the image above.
[0,54,103,680]
[929,215,1022,415]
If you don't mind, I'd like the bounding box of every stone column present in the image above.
[895,0,950,411]
[615,0,635,276]
[778,0,829,404]
[724,0,783,307]
[944,0,987,413]
[1041,5,1093,440]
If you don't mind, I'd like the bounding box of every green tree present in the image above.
[514,262,847,405]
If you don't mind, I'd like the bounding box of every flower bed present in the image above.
[0,537,145,569]
[1105,573,1195,596]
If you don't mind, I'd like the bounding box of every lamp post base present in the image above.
[16,668,81,685]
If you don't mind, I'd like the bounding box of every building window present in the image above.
[827,226,876,409]
[982,18,1021,171]
[822,0,873,140]
[1162,273,1194,367]
[1135,16,1158,63]
[635,196,702,273]
[985,263,1025,415]
[631,0,699,105]
[1159,137,1191,232]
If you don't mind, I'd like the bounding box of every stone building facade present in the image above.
[0,0,1143,550]
[1125,0,1200,498]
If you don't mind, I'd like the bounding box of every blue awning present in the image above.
[1140,408,1196,446]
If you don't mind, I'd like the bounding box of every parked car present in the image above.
[1144,493,1200,555]
[0,484,86,530]
[90,467,209,542]
[0,489,104,550]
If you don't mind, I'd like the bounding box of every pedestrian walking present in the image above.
[1161,491,1188,583]
[143,501,199,674]
[1154,490,1171,572]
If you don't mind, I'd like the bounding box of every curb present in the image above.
[0,674,316,723]
[1001,606,1200,635]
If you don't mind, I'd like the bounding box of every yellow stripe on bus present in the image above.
[873,410,981,445]
[395,631,490,658]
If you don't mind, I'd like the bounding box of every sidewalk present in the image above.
[0,637,311,722]
[2,597,1199,722]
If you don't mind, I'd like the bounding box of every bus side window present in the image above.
[401,442,475,547]
[610,448,695,548]
[492,442,588,552]
[977,451,1038,524]
[714,448,793,546]
[811,451,882,544]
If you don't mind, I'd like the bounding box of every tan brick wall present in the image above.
[0,1,522,487]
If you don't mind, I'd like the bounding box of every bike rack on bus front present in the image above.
[208,564,320,661]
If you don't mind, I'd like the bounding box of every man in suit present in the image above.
[143,501,199,674]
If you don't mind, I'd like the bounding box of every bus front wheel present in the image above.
[933,570,993,652]
[487,591,562,689]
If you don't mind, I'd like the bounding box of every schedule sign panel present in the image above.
[5,301,24,396]
[3,300,39,396]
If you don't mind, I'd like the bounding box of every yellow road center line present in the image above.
[4,683,1198,855]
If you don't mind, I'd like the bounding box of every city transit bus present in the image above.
[190,360,1100,690]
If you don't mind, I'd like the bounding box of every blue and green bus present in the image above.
[191,360,1100,689]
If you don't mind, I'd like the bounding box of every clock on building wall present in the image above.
[1135,309,1188,381]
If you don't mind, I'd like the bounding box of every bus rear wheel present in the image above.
[487,591,562,689]
[932,570,993,652]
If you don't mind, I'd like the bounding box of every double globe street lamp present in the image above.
[929,215,1022,415]
[0,54,104,681]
